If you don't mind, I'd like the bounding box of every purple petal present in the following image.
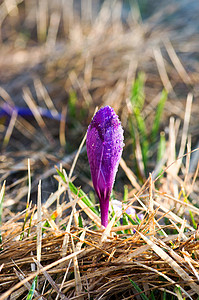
[86,106,124,227]
[137,213,144,221]
[126,206,136,218]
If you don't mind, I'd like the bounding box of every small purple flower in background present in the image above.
[86,106,124,227]
[110,199,136,218]
[110,199,144,226]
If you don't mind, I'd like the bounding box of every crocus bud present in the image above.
[86,106,124,227]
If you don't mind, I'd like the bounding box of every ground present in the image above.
[0,1,199,299]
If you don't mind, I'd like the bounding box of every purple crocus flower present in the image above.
[86,106,124,227]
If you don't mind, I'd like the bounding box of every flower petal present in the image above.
[86,106,124,227]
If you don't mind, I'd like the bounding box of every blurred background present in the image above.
[0,0,198,218]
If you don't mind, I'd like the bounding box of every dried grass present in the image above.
[0,0,199,298]
[0,177,199,299]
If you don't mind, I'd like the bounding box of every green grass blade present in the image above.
[130,72,148,169]
[68,90,77,118]
[156,131,166,178]
[133,107,147,139]
[150,291,156,300]
[163,290,167,300]
[122,212,130,234]
[174,286,184,300]
[190,211,197,229]
[69,182,99,216]
[56,168,66,183]
[128,277,149,300]
[151,89,167,142]
[125,212,137,225]
[181,189,197,230]
[123,185,128,203]
[78,214,83,228]
[26,275,37,300]
[131,72,145,109]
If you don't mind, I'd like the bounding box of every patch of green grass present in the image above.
[78,213,83,228]
[157,131,166,161]
[129,72,167,178]
[56,168,99,216]
[69,181,99,216]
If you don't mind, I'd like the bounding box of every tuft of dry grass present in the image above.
[0,0,199,298]
[0,167,199,299]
